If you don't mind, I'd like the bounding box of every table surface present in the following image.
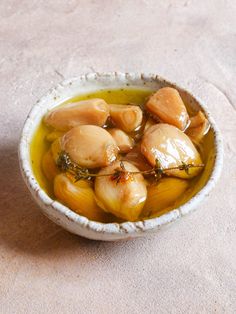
[0,1,235,313]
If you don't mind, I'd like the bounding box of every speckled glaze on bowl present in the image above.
[18,72,223,241]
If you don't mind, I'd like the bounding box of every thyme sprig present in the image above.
[56,151,204,183]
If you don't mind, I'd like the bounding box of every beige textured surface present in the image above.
[0,1,235,313]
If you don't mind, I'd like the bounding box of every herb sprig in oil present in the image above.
[57,151,204,184]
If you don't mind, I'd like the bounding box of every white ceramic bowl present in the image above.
[19,72,223,241]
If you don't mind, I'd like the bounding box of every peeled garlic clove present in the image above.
[42,149,59,181]
[141,124,203,178]
[51,138,62,163]
[109,104,143,132]
[144,117,156,132]
[94,161,147,221]
[124,145,152,171]
[46,131,64,142]
[44,98,110,131]
[188,111,206,128]
[61,125,118,168]
[54,173,108,222]
[186,111,210,144]
[143,178,189,217]
[186,121,210,144]
[145,87,189,131]
[108,128,134,153]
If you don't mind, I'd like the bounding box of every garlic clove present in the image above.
[60,125,118,168]
[109,104,143,132]
[108,128,134,153]
[186,111,210,144]
[141,123,203,178]
[44,98,110,131]
[51,138,62,163]
[94,161,147,221]
[189,111,206,128]
[46,131,64,142]
[144,117,156,132]
[123,145,152,171]
[54,173,109,222]
[143,178,189,217]
[42,149,59,181]
[145,87,189,131]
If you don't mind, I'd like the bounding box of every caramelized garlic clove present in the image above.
[61,125,118,168]
[44,98,110,131]
[145,87,189,131]
[186,111,210,144]
[143,178,189,217]
[94,161,147,221]
[123,145,152,171]
[54,173,108,222]
[141,124,203,178]
[109,104,143,132]
[42,149,60,181]
[108,128,134,153]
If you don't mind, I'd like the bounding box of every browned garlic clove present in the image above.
[109,104,143,132]
[145,87,189,131]
[44,98,110,131]
[94,161,147,221]
[108,128,134,153]
[60,125,118,168]
[186,111,210,144]
[141,124,203,178]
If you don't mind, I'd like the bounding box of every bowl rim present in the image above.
[18,72,223,236]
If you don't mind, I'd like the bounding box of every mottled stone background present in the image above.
[0,1,235,313]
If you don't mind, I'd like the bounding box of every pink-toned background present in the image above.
[0,1,235,313]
